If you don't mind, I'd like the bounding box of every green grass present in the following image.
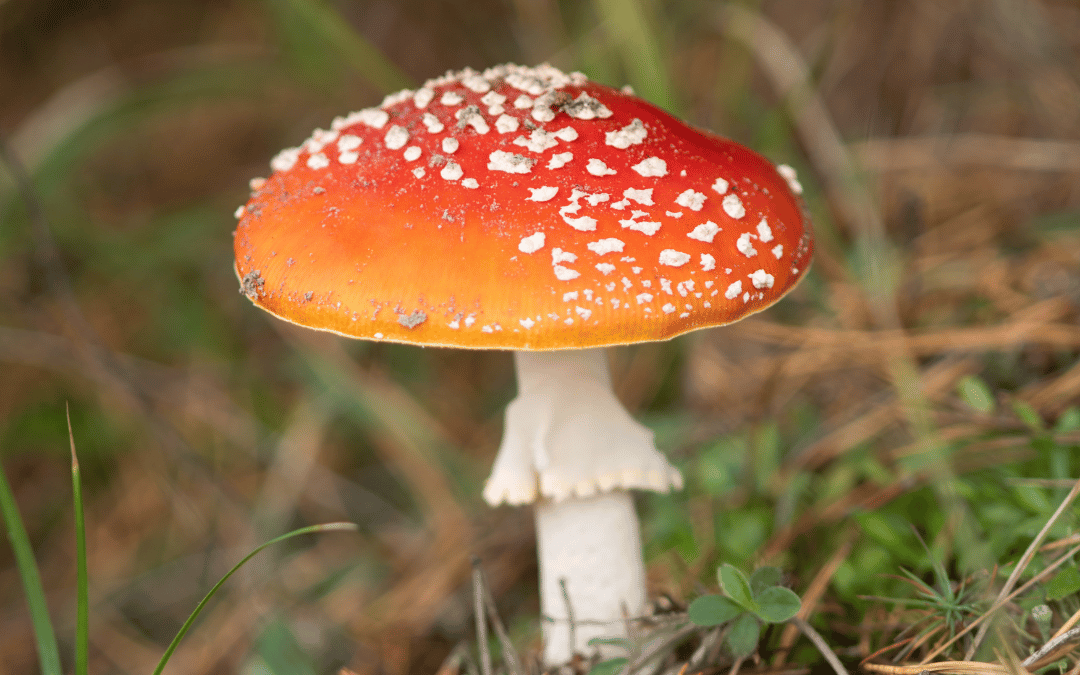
[1,0,1079,672]
[0,447,62,675]
[68,405,88,675]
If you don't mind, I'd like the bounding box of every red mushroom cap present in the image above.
[234,64,813,350]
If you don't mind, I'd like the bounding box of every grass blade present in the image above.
[591,0,675,111]
[152,521,358,675]
[271,0,413,93]
[0,454,63,675]
[67,404,89,675]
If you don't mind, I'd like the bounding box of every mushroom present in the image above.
[233,63,812,665]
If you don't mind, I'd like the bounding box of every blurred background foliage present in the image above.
[1,0,1079,673]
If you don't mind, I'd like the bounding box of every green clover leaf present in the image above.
[750,566,782,595]
[753,586,802,623]
[719,563,757,611]
[726,612,761,658]
[688,594,743,626]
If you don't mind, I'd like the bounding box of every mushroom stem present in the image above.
[535,490,645,664]
[484,348,682,664]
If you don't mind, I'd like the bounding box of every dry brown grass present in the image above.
[0,0,1078,673]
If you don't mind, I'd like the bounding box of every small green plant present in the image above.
[860,532,989,662]
[688,563,802,658]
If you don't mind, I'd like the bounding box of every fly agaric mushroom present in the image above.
[233,63,812,665]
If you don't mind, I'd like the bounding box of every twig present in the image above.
[727,655,746,675]
[1042,533,1080,552]
[475,560,525,675]
[965,476,1080,659]
[775,534,854,665]
[792,617,849,675]
[628,622,699,673]
[712,4,885,247]
[733,300,1080,358]
[689,627,723,670]
[473,559,493,675]
[1022,626,1080,668]
[1000,622,1036,675]
[851,134,1080,173]
[1006,479,1080,489]
[1051,606,1080,642]
[622,600,638,665]
[436,642,474,675]
[560,576,576,659]
[864,662,1016,675]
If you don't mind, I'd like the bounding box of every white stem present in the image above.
[483,348,683,665]
[536,491,645,664]
[484,349,682,505]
